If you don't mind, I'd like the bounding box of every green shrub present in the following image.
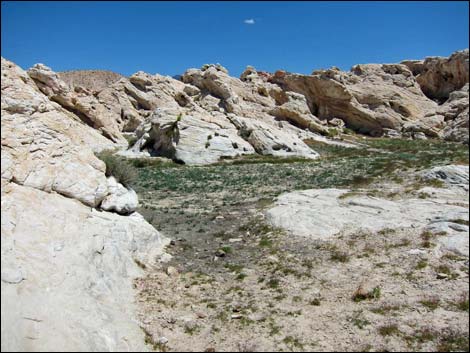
[123,134,138,147]
[95,151,138,188]
[328,128,339,137]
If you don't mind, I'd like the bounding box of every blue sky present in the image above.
[1,1,469,77]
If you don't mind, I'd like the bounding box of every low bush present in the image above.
[95,151,138,188]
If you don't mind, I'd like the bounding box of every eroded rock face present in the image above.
[437,84,469,143]
[228,114,319,159]
[2,58,113,207]
[270,64,439,136]
[1,57,168,351]
[119,64,328,163]
[402,49,469,102]
[130,108,254,165]
[28,63,125,144]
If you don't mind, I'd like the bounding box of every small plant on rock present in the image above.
[95,150,137,188]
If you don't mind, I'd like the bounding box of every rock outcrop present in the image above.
[115,64,327,164]
[1,57,168,351]
[28,63,125,144]
[267,166,469,256]
[130,107,255,165]
[437,84,469,143]
[270,64,439,137]
[422,164,469,188]
[402,49,469,102]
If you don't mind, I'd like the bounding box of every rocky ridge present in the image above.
[22,49,470,166]
[59,69,124,93]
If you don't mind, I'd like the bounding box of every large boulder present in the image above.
[101,176,139,214]
[228,114,320,159]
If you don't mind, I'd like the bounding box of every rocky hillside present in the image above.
[58,69,124,92]
[1,49,468,351]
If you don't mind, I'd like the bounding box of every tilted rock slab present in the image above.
[130,107,254,165]
[28,63,125,144]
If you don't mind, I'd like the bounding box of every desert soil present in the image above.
[133,138,469,352]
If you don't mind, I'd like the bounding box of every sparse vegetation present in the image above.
[436,329,469,352]
[134,137,468,352]
[452,293,469,312]
[352,286,381,302]
[95,150,138,187]
[420,296,441,311]
[378,323,400,336]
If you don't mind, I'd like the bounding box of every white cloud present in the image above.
[244,19,255,25]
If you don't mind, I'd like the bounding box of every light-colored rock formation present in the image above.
[228,114,319,159]
[402,49,469,102]
[97,71,194,133]
[437,84,469,143]
[402,51,469,144]
[2,58,113,207]
[28,63,125,144]
[101,176,139,214]
[1,182,167,351]
[130,107,255,165]
[270,64,439,137]
[422,164,469,187]
[267,166,469,256]
[117,64,326,163]
[1,57,168,351]
[268,91,329,135]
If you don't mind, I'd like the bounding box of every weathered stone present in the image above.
[270,63,438,136]
[1,181,168,352]
[130,108,254,165]
[267,178,468,256]
[28,63,125,144]
[1,57,168,352]
[422,165,469,186]
[402,49,469,102]
[100,176,139,215]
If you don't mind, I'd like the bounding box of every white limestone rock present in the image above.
[422,165,469,186]
[101,176,139,214]
[1,182,168,352]
[267,184,468,256]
